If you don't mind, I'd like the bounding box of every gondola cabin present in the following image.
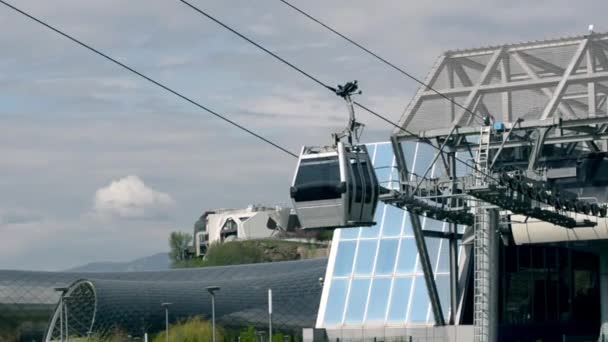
[290,142,379,229]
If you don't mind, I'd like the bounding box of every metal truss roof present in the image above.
[395,32,608,137]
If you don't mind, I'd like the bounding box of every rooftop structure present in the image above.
[396,32,608,137]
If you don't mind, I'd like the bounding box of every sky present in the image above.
[0,0,606,270]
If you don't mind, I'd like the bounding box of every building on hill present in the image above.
[194,204,298,257]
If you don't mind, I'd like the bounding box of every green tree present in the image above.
[239,326,257,342]
[169,231,192,264]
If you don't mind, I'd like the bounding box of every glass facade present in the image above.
[318,142,462,328]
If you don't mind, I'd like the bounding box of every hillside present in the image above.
[65,252,170,272]
[173,239,329,268]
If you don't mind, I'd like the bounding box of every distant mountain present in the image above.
[65,252,171,272]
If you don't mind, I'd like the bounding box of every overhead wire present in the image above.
[0,0,298,159]
[277,0,487,125]
[177,0,504,184]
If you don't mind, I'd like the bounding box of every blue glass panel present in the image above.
[367,144,377,162]
[396,238,417,274]
[455,152,470,177]
[354,240,377,275]
[457,224,466,234]
[423,217,445,232]
[436,274,451,319]
[417,237,441,272]
[401,142,417,170]
[334,241,356,277]
[436,239,450,273]
[413,144,435,176]
[340,227,361,240]
[432,156,443,178]
[366,278,391,321]
[360,208,382,238]
[381,205,404,237]
[324,279,348,325]
[387,277,412,322]
[374,144,394,185]
[375,239,399,275]
[345,278,371,324]
[408,276,430,323]
[402,212,413,236]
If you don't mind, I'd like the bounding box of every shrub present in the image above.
[153,317,224,342]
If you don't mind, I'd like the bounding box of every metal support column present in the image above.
[409,213,446,326]
[391,136,410,193]
[473,208,499,342]
[448,152,459,324]
[600,247,608,340]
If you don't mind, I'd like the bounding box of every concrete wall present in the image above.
[313,325,474,342]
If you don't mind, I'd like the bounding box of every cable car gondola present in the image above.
[290,81,380,229]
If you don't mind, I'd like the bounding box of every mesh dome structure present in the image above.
[45,258,326,340]
[0,258,327,341]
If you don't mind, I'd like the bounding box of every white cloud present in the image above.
[94,175,175,220]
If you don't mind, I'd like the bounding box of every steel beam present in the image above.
[409,213,446,326]
[587,42,598,115]
[513,52,580,120]
[451,63,494,123]
[539,38,589,119]
[452,48,505,126]
[398,55,448,132]
[448,153,459,325]
[455,244,473,324]
[391,135,411,193]
[397,115,608,140]
[500,54,512,122]
[419,70,608,99]
[528,127,551,171]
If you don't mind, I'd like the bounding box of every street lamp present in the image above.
[206,286,220,342]
[161,302,172,342]
[63,295,73,342]
[54,287,69,342]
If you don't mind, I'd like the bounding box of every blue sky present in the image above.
[0,0,606,270]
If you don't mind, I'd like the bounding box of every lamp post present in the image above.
[268,289,273,342]
[54,287,69,342]
[206,286,220,342]
[161,302,172,342]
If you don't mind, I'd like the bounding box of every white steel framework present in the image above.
[395,32,608,137]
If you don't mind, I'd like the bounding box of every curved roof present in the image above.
[0,258,327,341]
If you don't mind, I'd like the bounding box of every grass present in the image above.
[153,317,224,342]
[173,239,327,269]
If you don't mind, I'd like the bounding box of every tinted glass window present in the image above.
[387,277,412,323]
[366,278,391,321]
[296,157,340,185]
[409,276,430,323]
[354,240,377,276]
[396,239,417,274]
[324,279,348,325]
[345,278,370,324]
[375,239,399,275]
[334,241,357,277]
[293,157,342,201]
[382,205,404,237]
